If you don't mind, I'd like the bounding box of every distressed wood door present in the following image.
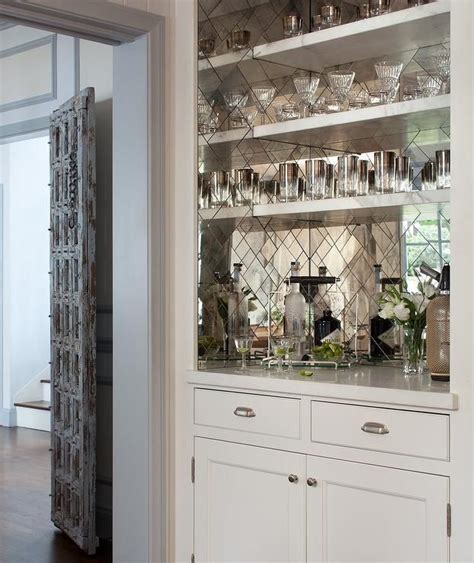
[49,87,97,555]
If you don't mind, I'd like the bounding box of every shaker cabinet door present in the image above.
[306,456,449,563]
[194,438,306,563]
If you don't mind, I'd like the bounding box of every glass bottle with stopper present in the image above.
[284,261,306,359]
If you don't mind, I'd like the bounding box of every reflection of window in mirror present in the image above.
[403,213,450,292]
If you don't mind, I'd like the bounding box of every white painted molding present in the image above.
[0,407,17,427]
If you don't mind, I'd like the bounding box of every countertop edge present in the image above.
[186,370,459,411]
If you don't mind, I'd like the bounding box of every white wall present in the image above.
[1,136,50,415]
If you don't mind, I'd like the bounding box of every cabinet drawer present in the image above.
[194,388,301,439]
[311,401,449,460]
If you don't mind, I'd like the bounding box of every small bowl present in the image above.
[198,38,215,59]
[227,30,251,51]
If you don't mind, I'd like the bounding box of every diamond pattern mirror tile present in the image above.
[197,0,451,368]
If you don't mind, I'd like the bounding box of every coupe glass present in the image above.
[251,86,276,124]
[271,337,291,374]
[417,72,442,97]
[327,71,355,103]
[235,336,254,372]
[433,50,450,93]
[293,72,320,116]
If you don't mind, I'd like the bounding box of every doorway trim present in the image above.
[0,4,167,562]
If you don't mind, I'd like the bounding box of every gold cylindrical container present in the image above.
[426,265,450,382]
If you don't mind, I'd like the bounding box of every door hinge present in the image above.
[191,554,195,563]
[447,503,452,537]
[191,456,195,484]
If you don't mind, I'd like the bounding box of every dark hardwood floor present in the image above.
[0,426,112,563]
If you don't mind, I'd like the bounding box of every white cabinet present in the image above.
[194,438,449,563]
[194,438,306,563]
[306,456,449,563]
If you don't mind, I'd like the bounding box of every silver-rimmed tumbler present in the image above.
[395,156,411,192]
[338,155,359,197]
[368,169,376,195]
[282,14,303,37]
[374,151,396,194]
[321,5,341,28]
[436,150,450,189]
[358,160,369,196]
[305,159,327,200]
[279,162,300,202]
[326,164,335,198]
[234,168,254,206]
[210,171,231,207]
[421,162,436,191]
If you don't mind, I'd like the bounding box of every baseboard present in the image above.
[0,408,17,427]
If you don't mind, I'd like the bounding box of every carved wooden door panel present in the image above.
[50,87,97,555]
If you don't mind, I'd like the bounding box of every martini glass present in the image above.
[293,72,320,117]
[235,336,254,372]
[251,86,276,125]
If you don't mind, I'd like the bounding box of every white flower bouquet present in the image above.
[378,280,438,375]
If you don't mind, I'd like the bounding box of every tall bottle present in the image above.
[369,264,396,358]
[426,264,450,382]
[227,263,249,353]
[314,266,341,345]
[284,261,306,358]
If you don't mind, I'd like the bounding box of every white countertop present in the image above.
[187,365,458,411]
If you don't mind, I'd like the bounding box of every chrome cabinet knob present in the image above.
[307,477,318,487]
[288,474,299,484]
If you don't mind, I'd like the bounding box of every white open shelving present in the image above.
[199,189,450,228]
[254,1,450,72]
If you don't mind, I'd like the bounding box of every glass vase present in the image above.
[403,327,425,376]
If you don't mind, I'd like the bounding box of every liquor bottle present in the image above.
[314,266,341,345]
[227,263,248,354]
[369,264,396,358]
[426,264,450,382]
[284,261,306,357]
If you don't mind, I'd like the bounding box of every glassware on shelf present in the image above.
[436,150,450,189]
[305,159,327,200]
[234,168,254,205]
[320,4,341,28]
[348,89,369,110]
[279,162,300,202]
[226,30,251,51]
[358,160,369,196]
[326,164,335,198]
[369,0,391,17]
[275,102,301,121]
[311,14,323,31]
[198,38,215,59]
[356,3,370,19]
[395,156,411,192]
[368,169,376,195]
[402,85,422,101]
[374,60,402,101]
[369,80,399,105]
[293,72,320,116]
[251,86,276,125]
[271,336,291,373]
[223,90,248,111]
[337,155,359,197]
[198,94,218,134]
[210,171,232,207]
[374,151,396,194]
[325,96,343,113]
[258,180,280,204]
[433,50,451,94]
[327,71,355,103]
[198,173,210,209]
[229,106,258,129]
[235,335,254,372]
[309,97,327,115]
[417,72,442,97]
[282,14,303,37]
[421,161,436,191]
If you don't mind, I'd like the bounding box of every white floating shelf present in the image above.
[253,189,450,226]
[253,95,450,148]
[253,0,450,72]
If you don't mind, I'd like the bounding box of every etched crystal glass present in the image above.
[417,72,442,97]
[293,72,320,116]
[433,50,450,93]
[327,71,355,103]
[251,86,276,124]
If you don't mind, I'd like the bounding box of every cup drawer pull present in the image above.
[361,422,389,435]
[234,406,256,418]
